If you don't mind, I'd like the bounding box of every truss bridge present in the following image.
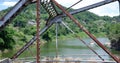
[0,0,120,63]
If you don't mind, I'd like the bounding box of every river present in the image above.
[1,37,120,61]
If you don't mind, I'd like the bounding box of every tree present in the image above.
[107,23,120,51]
[42,31,52,42]
[0,27,15,51]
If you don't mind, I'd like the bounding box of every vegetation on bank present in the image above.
[0,4,120,51]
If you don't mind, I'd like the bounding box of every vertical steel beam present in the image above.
[51,0,120,63]
[36,0,40,63]
[11,13,60,59]
[55,22,58,58]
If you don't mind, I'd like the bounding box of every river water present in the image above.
[40,37,120,61]
[1,37,120,61]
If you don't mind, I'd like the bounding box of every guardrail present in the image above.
[12,55,116,63]
[13,59,116,63]
[0,55,115,63]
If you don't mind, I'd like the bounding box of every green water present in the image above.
[0,37,120,60]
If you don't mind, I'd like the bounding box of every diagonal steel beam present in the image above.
[46,0,118,27]
[11,16,61,59]
[11,24,50,59]
[51,0,120,63]
[0,0,32,30]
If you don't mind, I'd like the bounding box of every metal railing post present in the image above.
[36,0,41,63]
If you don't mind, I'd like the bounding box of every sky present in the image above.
[0,0,119,17]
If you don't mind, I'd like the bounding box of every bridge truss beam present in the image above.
[8,0,119,62]
[51,0,120,63]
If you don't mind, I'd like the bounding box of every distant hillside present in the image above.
[112,16,120,22]
[0,4,120,51]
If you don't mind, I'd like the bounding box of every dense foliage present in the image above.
[0,26,15,51]
[0,4,119,51]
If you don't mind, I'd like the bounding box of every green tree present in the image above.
[42,31,52,42]
[0,27,15,51]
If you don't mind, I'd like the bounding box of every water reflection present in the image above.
[1,37,120,61]
[40,37,115,61]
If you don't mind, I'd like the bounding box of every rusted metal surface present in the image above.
[51,0,120,63]
[36,0,41,63]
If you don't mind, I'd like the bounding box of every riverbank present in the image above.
[58,32,106,40]
[1,32,118,58]
[1,37,120,61]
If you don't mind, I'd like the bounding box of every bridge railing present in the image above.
[12,54,115,63]
[13,59,116,63]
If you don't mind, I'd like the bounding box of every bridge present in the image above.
[0,0,120,63]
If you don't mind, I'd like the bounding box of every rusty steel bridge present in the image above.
[0,0,120,63]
